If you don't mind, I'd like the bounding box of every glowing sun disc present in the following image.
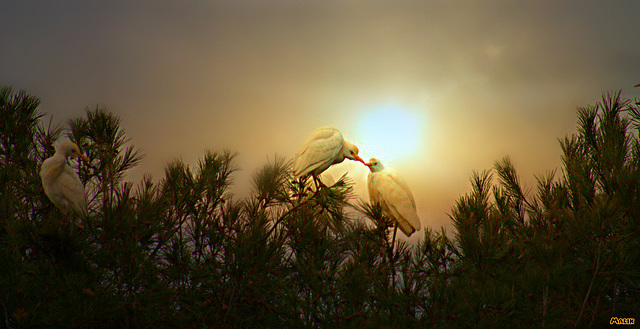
[357,104,423,163]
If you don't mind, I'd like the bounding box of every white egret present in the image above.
[366,158,421,237]
[40,141,90,226]
[293,126,365,186]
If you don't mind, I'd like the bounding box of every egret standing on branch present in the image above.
[366,158,421,237]
[40,141,90,227]
[293,126,365,187]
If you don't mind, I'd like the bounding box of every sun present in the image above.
[356,104,423,164]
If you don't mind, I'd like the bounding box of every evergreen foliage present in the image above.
[1,85,638,328]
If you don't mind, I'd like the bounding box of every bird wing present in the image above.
[40,156,71,213]
[293,127,343,177]
[368,169,421,237]
[385,168,417,209]
[59,165,88,218]
[367,172,383,204]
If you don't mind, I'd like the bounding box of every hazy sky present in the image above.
[2,1,639,239]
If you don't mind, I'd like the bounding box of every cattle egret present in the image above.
[293,126,365,186]
[40,141,90,225]
[366,158,421,237]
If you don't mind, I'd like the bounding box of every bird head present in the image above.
[58,141,90,162]
[365,158,384,172]
[344,142,365,165]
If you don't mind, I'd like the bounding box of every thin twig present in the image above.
[266,186,322,237]
[575,244,602,327]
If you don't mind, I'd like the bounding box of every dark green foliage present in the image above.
[1,86,638,328]
[448,92,640,328]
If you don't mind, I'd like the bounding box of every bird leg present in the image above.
[387,222,399,291]
[292,178,307,200]
[64,212,75,235]
[64,212,85,235]
[391,222,398,254]
[312,175,326,191]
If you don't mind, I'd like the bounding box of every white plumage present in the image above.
[366,158,421,237]
[40,141,90,222]
[293,126,365,180]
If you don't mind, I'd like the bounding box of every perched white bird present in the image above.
[366,158,421,237]
[293,126,365,185]
[40,141,90,223]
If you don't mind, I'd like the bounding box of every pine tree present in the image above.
[449,91,640,328]
[1,85,638,328]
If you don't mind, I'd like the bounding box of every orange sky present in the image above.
[2,1,639,239]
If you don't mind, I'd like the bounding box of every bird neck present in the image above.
[56,151,72,164]
[41,154,68,183]
[370,165,385,173]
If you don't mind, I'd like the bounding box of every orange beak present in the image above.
[353,154,366,165]
[364,162,373,167]
[73,150,90,162]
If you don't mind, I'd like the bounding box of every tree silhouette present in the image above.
[1,85,638,328]
[449,91,640,328]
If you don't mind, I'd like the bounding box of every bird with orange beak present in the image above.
[366,157,421,237]
[293,126,365,187]
[40,141,90,227]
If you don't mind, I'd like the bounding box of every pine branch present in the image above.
[575,243,602,327]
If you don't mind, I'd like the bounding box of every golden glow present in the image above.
[356,104,424,164]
